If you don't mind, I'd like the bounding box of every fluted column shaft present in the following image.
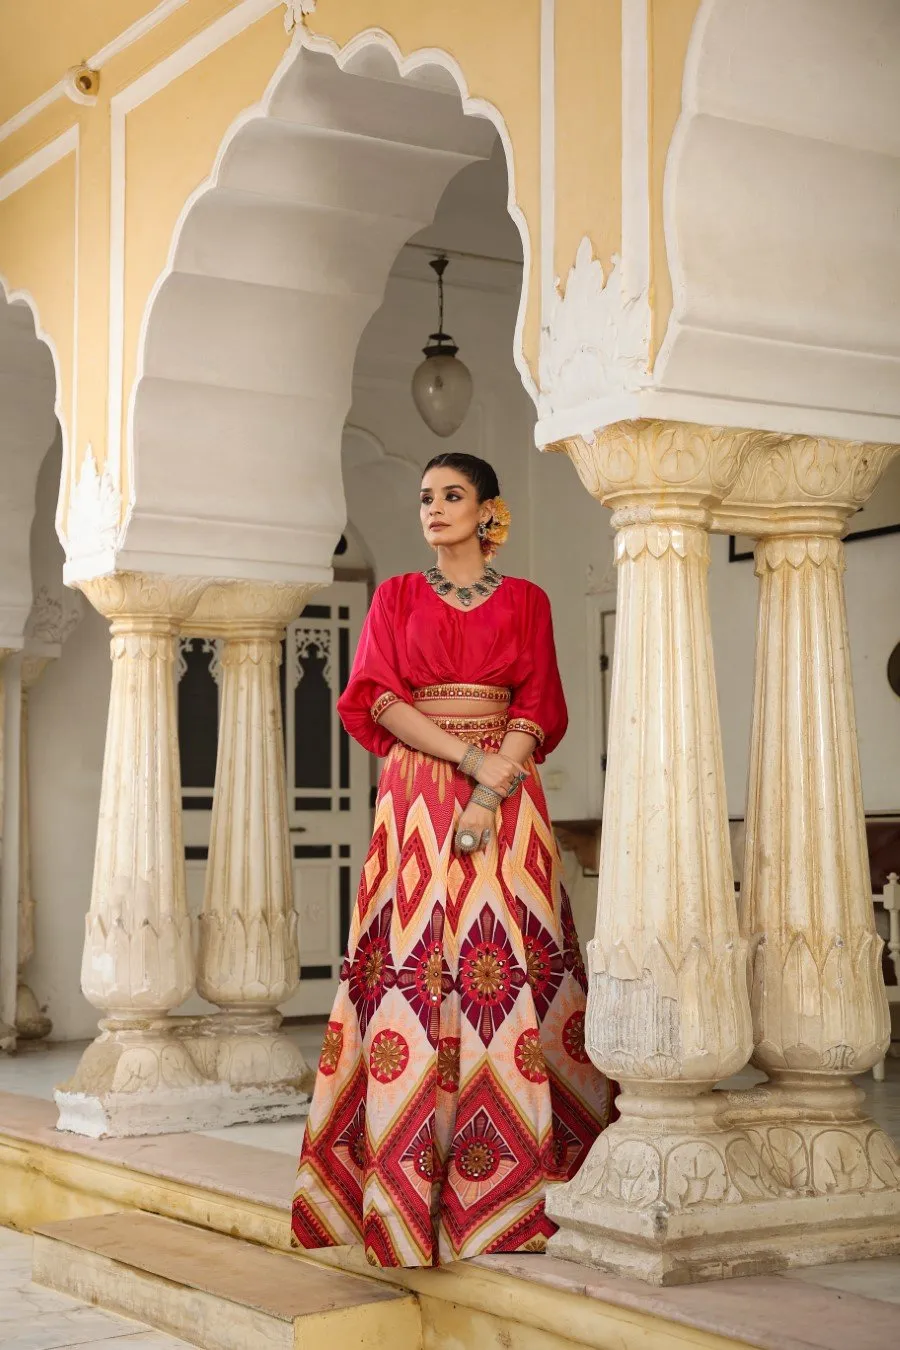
[83,590,200,1014]
[16,656,52,1039]
[745,534,889,1078]
[588,513,751,1086]
[0,648,17,1053]
[198,634,297,1006]
[189,581,314,1091]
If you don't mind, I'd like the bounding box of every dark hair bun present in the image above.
[422,453,500,503]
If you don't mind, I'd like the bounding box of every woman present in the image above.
[292,452,613,1268]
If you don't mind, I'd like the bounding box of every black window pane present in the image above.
[300,965,333,981]
[178,642,218,788]
[339,606,349,619]
[339,866,351,953]
[302,605,332,619]
[339,627,350,788]
[279,637,287,748]
[295,797,332,811]
[294,640,331,789]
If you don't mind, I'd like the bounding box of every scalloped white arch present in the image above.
[70,23,535,589]
[0,282,64,646]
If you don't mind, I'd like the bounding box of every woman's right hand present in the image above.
[473,752,521,796]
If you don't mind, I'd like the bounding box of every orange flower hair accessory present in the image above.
[479,497,511,559]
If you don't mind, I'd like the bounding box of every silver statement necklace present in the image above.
[424,564,503,609]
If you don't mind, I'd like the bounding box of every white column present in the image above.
[15,655,52,1039]
[549,429,900,1282]
[55,573,207,1137]
[729,437,900,1260]
[546,420,755,1282]
[0,648,18,1052]
[187,581,314,1105]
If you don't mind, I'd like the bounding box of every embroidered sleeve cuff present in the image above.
[370,691,400,724]
[506,717,545,745]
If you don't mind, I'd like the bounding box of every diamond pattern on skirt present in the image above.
[293,732,613,1267]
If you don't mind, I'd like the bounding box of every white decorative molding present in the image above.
[25,587,84,647]
[292,627,333,689]
[538,239,651,420]
[64,445,121,574]
[283,0,316,32]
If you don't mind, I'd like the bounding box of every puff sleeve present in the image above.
[336,583,413,756]
[506,584,568,762]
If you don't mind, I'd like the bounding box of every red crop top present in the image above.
[336,572,567,763]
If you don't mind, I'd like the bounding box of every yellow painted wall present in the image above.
[554,0,621,289]
[0,0,155,126]
[0,150,77,443]
[0,0,704,539]
[648,0,701,356]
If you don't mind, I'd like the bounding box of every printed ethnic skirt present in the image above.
[291,712,614,1267]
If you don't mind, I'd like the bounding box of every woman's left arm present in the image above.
[499,729,538,767]
[505,585,568,764]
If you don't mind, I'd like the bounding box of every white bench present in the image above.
[873,872,900,1082]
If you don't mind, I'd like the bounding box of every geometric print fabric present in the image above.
[292,728,614,1267]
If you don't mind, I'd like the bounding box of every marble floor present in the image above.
[0,1225,191,1350]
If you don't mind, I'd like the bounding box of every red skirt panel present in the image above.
[291,714,613,1267]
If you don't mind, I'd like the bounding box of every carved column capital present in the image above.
[78,572,208,631]
[717,436,898,537]
[555,420,769,519]
[188,580,315,640]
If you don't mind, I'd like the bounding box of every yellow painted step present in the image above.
[32,1211,421,1350]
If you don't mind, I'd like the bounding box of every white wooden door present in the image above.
[281,580,370,1015]
[177,580,371,1017]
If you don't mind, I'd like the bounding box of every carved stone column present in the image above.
[55,573,207,1136]
[716,437,900,1259]
[0,647,17,1053]
[15,655,52,1039]
[545,421,757,1281]
[185,581,315,1111]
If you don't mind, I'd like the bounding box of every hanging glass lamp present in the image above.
[411,255,473,438]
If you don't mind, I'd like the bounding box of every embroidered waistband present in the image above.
[425,711,508,740]
[412,682,511,704]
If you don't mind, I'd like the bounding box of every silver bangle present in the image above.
[471,783,502,813]
[459,745,486,779]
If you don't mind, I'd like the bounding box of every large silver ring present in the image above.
[455,829,479,854]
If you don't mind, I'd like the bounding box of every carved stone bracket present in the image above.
[539,240,651,422]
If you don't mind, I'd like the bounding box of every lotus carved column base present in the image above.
[183,1007,313,1099]
[547,1077,900,1285]
[15,982,51,1040]
[54,1010,311,1139]
[0,1020,15,1053]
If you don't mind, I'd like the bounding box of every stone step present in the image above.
[32,1211,421,1350]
